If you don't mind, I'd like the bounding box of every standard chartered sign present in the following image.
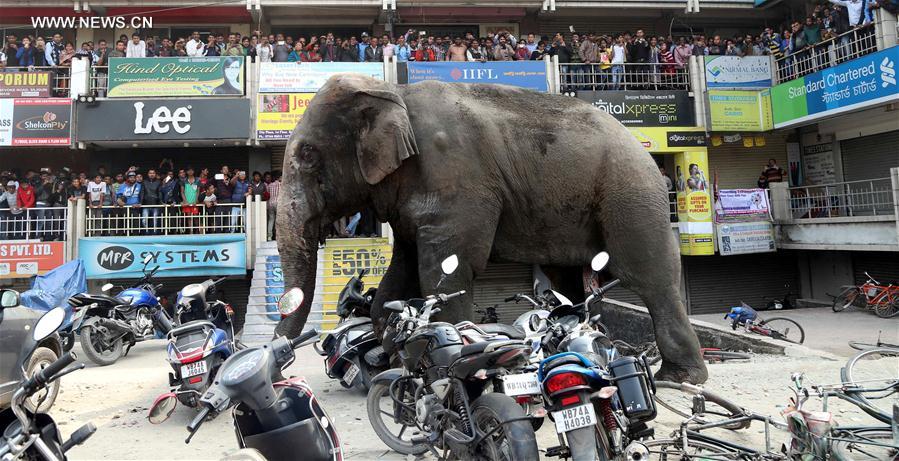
[771,47,898,128]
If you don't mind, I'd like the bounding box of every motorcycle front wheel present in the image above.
[366,381,428,455]
[79,325,124,366]
[470,393,539,461]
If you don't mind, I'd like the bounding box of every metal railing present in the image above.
[558,62,690,91]
[84,203,246,237]
[88,66,108,97]
[774,25,876,83]
[787,177,894,219]
[0,207,68,241]
[0,66,71,97]
[669,191,679,222]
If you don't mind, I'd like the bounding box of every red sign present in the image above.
[0,241,65,278]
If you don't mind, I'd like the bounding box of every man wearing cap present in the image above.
[358,32,370,62]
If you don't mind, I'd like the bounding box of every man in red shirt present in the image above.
[16,181,35,209]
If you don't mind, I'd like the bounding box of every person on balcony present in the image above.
[229,170,250,232]
[15,37,35,68]
[364,36,383,62]
[186,31,205,57]
[395,35,412,62]
[610,35,626,90]
[181,168,201,234]
[126,33,146,58]
[758,159,786,189]
[141,169,162,235]
[108,40,126,60]
[204,35,221,57]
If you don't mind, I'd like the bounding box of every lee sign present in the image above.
[78,235,246,279]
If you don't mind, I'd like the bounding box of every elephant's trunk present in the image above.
[274,190,321,339]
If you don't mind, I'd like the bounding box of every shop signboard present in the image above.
[0,71,53,98]
[707,90,773,131]
[628,127,708,152]
[578,91,695,126]
[107,57,245,97]
[715,189,772,222]
[704,56,773,89]
[802,143,835,185]
[676,151,714,255]
[0,98,72,146]
[406,61,549,92]
[76,98,250,141]
[320,238,392,329]
[717,221,776,256]
[256,93,314,140]
[258,62,384,93]
[771,46,899,128]
[0,241,66,279]
[78,235,246,279]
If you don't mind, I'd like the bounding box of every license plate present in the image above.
[553,403,597,434]
[502,373,541,396]
[343,363,360,385]
[180,360,208,378]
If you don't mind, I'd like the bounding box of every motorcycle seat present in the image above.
[478,323,525,340]
[70,293,121,306]
[460,339,526,357]
[170,320,217,337]
[543,354,585,371]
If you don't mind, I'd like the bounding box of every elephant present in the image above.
[275,74,708,384]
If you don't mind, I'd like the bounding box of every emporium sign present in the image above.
[107,57,245,97]
[577,91,695,126]
[78,235,246,279]
[0,98,72,146]
[406,61,549,92]
[0,71,52,98]
[704,56,773,89]
[771,47,899,128]
[707,90,773,132]
[258,62,384,93]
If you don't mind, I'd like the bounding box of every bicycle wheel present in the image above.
[758,317,805,344]
[653,381,749,430]
[873,298,899,318]
[833,288,861,312]
[831,428,899,461]
[844,347,899,414]
[701,349,751,363]
[642,437,739,460]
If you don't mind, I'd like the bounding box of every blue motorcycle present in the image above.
[70,259,172,366]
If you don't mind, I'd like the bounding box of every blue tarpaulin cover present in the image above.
[20,260,87,313]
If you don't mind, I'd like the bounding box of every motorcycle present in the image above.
[760,283,798,311]
[314,269,387,392]
[71,256,172,366]
[537,252,657,461]
[148,288,343,461]
[366,255,539,460]
[0,303,96,460]
[158,278,237,408]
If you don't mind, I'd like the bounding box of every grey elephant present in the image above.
[275,74,708,384]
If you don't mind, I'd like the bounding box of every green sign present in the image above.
[107,57,244,97]
[707,89,773,132]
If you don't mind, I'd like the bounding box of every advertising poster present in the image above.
[0,71,52,98]
[707,90,773,131]
[715,189,772,222]
[802,143,835,185]
[0,98,72,146]
[258,62,384,93]
[256,93,314,140]
[0,242,66,279]
[676,151,714,255]
[406,61,549,92]
[107,57,245,97]
[771,47,899,128]
[320,238,392,329]
[628,127,707,152]
[717,221,776,256]
[577,91,695,126]
[78,234,246,279]
[704,56,773,88]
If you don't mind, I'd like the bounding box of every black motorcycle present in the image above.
[314,269,387,391]
[366,255,539,460]
[0,304,95,461]
[148,288,343,461]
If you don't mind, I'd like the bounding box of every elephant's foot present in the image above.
[654,360,709,385]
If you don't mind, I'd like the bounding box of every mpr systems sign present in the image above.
[76,98,250,142]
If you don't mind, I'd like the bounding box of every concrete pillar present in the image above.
[891,167,899,247]
[769,182,791,223]
[73,199,87,260]
[548,55,559,94]
[70,57,90,99]
[875,9,898,51]
[689,56,706,129]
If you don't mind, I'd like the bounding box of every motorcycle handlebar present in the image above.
[24,352,77,394]
[597,279,621,295]
[442,290,465,301]
[504,295,518,303]
[290,329,319,348]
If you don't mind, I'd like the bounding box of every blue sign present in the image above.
[407,61,549,92]
[79,234,247,279]
[772,47,899,128]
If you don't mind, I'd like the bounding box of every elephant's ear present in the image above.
[354,88,419,185]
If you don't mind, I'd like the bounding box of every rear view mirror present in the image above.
[33,307,66,341]
[528,313,542,332]
[278,288,305,317]
[384,300,405,312]
[441,255,459,275]
[591,252,610,272]
[101,283,114,292]
[0,289,20,308]
[148,393,178,424]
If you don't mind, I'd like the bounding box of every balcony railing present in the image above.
[0,206,68,241]
[84,203,246,237]
[774,24,876,83]
[787,177,894,220]
[0,66,71,97]
[88,66,108,97]
[558,62,690,91]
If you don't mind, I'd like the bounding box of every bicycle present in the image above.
[832,272,899,318]
[725,303,806,345]
[849,332,899,351]
[841,346,899,418]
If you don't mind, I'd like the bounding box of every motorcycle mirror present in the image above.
[591,252,610,272]
[528,313,542,332]
[101,283,114,292]
[550,290,573,307]
[440,255,459,275]
[147,393,178,424]
[33,306,66,341]
[0,289,20,308]
[278,288,305,317]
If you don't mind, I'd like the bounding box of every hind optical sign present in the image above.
[771,47,898,128]
[79,235,246,279]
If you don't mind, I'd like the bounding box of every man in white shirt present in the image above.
[186,31,205,57]
[126,33,146,58]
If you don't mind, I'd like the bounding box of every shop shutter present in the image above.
[604,285,646,306]
[92,147,250,175]
[472,262,535,323]
[684,251,800,314]
[840,131,899,182]
[852,252,899,285]
[707,134,789,189]
[270,149,286,174]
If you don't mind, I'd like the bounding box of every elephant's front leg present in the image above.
[370,240,420,335]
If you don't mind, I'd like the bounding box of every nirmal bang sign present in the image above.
[78,235,246,279]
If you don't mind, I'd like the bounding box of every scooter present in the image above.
[148,288,342,461]
[314,269,387,391]
[160,278,236,408]
[760,283,798,311]
[0,303,96,461]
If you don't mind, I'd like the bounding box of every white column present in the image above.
[70,57,90,99]
[769,182,791,223]
[688,56,706,129]
[890,167,899,247]
[875,9,898,51]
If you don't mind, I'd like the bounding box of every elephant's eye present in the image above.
[300,144,316,161]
